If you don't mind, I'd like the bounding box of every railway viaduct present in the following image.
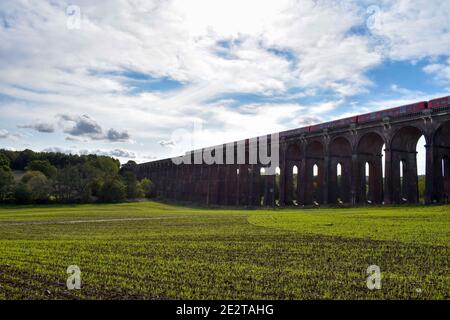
[134,101,450,206]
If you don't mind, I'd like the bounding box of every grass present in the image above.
[0,201,448,300]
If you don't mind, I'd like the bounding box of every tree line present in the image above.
[0,149,154,204]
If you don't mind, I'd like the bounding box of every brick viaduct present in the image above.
[134,104,450,206]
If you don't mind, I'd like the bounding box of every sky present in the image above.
[0,0,449,174]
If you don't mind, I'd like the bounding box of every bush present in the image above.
[99,178,126,202]
[140,178,155,198]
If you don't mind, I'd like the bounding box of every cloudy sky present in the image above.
[0,0,449,170]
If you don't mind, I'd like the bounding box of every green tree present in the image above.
[0,149,134,204]
[122,171,144,199]
[91,177,104,198]
[14,182,32,204]
[91,157,120,176]
[25,160,57,178]
[54,163,114,203]
[0,168,15,202]
[135,181,145,199]
[0,150,17,170]
[27,173,53,203]
[76,163,101,202]
[0,154,10,171]
[99,178,126,202]
[140,178,155,198]
[22,170,46,183]
[54,166,80,202]
[12,149,37,170]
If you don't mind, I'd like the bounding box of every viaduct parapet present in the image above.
[134,96,450,206]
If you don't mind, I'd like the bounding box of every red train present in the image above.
[309,116,358,132]
[309,122,328,132]
[357,101,427,124]
[428,95,450,109]
[281,126,310,136]
[282,95,450,136]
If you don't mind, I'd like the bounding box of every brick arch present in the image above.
[387,125,426,204]
[432,120,450,202]
[357,132,385,155]
[329,136,352,203]
[306,140,324,157]
[390,125,425,153]
[356,132,385,204]
[330,136,352,156]
[286,142,302,160]
[433,120,450,146]
[304,140,324,204]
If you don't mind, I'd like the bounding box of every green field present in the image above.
[0,202,448,300]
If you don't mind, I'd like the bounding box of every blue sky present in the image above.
[0,0,449,174]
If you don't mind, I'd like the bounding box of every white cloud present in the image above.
[0,0,449,162]
[17,122,55,133]
[0,129,23,140]
[41,147,74,154]
[0,129,11,139]
[65,136,87,142]
[79,148,137,159]
[423,58,450,83]
[159,140,175,147]
[369,0,450,60]
[57,114,131,142]
[0,0,381,101]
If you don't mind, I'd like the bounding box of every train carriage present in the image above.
[309,122,328,132]
[309,116,357,132]
[328,116,358,129]
[358,101,426,124]
[428,96,450,109]
[281,126,310,137]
